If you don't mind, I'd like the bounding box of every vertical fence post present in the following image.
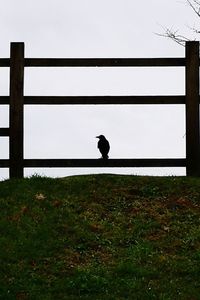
[185,41,200,176]
[9,42,24,178]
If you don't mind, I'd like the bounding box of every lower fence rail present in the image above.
[0,158,186,169]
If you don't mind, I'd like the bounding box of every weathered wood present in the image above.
[25,57,186,67]
[0,128,9,136]
[185,41,200,176]
[24,158,186,168]
[9,43,24,178]
[24,95,185,105]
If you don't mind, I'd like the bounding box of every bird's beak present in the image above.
[96,136,99,138]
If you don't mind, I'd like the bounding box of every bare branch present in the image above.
[157,0,200,46]
[186,0,200,17]
[156,26,193,47]
[187,23,200,34]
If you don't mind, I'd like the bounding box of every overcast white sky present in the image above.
[0,0,199,179]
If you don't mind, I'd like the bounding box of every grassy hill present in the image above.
[1,174,200,299]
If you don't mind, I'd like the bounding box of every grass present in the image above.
[1,174,200,299]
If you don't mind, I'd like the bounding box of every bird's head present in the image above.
[96,135,105,139]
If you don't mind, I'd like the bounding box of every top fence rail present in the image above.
[0,57,187,67]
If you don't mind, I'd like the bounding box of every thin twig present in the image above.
[186,0,200,17]
[156,0,200,46]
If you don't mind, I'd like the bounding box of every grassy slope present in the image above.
[1,174,200,299]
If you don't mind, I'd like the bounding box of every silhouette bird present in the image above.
[96,135,110,159]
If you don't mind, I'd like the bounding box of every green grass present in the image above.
[1,174,200,299]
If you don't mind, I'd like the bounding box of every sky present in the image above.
[0,0,199,179]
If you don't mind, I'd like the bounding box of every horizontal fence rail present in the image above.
[0,128,9,136]
[0,59,10,67]
[0,159,186,168]
[24,58,187,67]
[0,95,187,105]
[0,41,200,178]
[0,57,187,67]
[0,128,10,136]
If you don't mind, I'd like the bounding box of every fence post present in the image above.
[185,41,200,176]
[9,42,24,178]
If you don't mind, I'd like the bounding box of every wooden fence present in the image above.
[0,41,199,178]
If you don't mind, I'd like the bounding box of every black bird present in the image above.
[96,135,110,159]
